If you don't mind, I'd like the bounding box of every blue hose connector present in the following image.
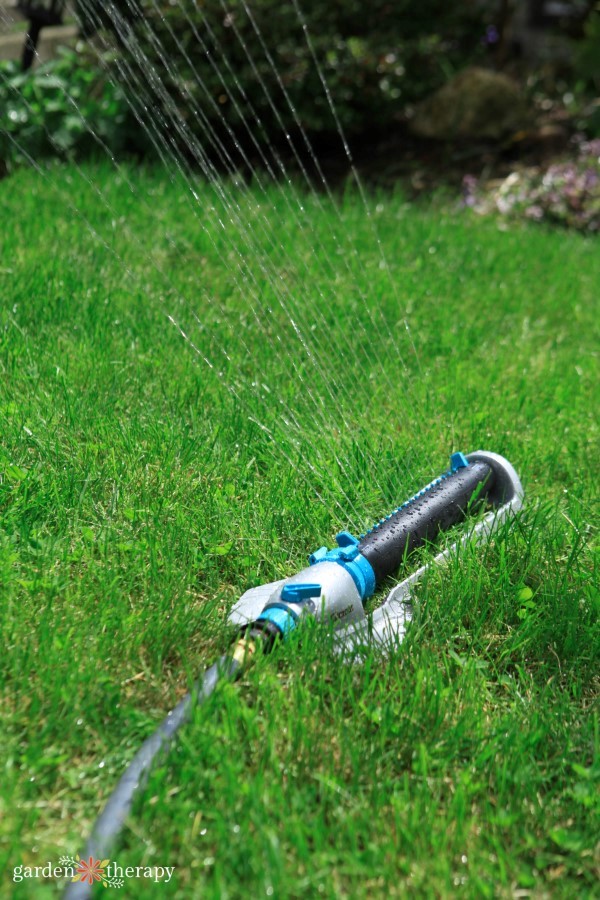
[256,605,297,636]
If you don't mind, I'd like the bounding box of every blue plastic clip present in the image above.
[450,452,469,472]
[280,583,322,603]
[308,532,375,602]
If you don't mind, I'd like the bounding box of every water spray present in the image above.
[65,450,522,899]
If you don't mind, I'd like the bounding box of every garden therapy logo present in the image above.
[12,855,175,885]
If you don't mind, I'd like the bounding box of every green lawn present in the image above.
[0,162,598,898]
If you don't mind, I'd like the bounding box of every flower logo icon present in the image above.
[59,854,124,889]
[74,857,108,885]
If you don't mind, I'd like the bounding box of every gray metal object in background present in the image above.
[0,1,75,67]
[18,0,66,68]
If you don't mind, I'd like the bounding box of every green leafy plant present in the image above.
[0,47,136,168]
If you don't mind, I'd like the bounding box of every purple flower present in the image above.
[483,25,499,45]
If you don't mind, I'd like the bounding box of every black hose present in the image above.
[64,654,241,899]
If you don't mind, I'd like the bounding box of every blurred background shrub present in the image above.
[0,0,598,210]
[0,47,137,167]
[73,0,489,152]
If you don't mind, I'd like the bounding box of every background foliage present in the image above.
[76,0,488,147]
[0,49,133,168]
[1,2,599,223]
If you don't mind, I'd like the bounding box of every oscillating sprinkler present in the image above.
[229,450,522,653]
[65,450,523,899]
